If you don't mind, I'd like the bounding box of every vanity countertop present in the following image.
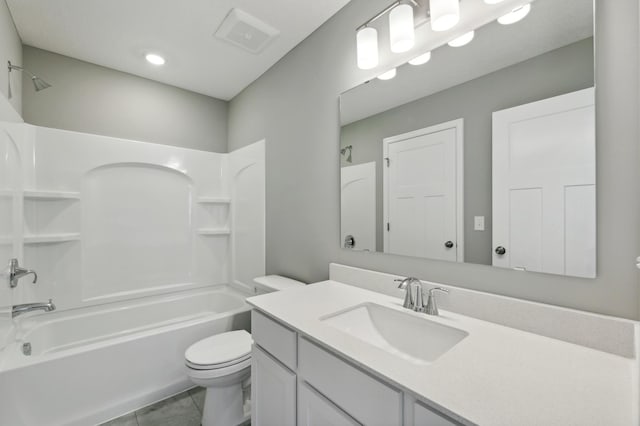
[247,280,637,426]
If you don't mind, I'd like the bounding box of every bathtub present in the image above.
[0,285,251,426]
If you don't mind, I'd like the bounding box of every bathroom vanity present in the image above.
[247,265,637,426]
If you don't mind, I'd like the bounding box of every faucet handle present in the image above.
[428,287,449,296]
[426,287,449,316]
[394,277,409,288]
[8,258,38,288]
[395,277,420,289]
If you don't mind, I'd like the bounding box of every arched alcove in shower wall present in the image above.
[81,163,195,301]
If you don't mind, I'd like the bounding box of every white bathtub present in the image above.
[0,285,251,426]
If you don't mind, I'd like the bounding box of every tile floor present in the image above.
[101,387,205,426]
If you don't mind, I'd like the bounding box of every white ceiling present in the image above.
[6,0,351,100]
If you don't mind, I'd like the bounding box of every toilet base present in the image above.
[192,367,251,426]
[201,383,251,426]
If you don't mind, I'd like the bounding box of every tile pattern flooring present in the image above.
[101,387,205,426]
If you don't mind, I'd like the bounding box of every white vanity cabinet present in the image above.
[412,401,460,426]
[252,310,298,426]
[298,382,361,426]
[298,337,403,426]
[251,309,463,426]
[252,345,297,426]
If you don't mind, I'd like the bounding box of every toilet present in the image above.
[185,275,305,426]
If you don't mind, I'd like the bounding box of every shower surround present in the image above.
[0,122,265,425]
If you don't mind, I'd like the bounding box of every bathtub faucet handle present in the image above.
[8,258,38,288]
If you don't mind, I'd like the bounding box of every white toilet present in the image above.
[185,275,305,426]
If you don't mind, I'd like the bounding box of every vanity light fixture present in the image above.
[497,4,531,25]
[429,0,460,32]
[356,27,379,70]
[448,30,474,47]
[145,53,166,66]
[389,3,415,53]
[356,0,418,70]
[377,68,397,80]
[408,51,432,65]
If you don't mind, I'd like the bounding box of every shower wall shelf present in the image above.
[24,233,81,244]
[197,197,231,204]
[197,228,231,236]
[24,190,81,200]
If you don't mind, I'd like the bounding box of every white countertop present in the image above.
[247,280,637,426]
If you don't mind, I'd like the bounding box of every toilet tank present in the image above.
[252,275,306,295]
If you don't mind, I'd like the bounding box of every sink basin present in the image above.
[321,303,468,365]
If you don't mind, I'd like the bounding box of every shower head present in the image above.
[32,76,52,92]
[340,145,353,163]
[7,61,52,99]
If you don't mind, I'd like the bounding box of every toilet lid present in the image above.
[185,330,252,368]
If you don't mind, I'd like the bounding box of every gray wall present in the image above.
[340,38,594,263]
[228,0,640,319]
[23,46,228,152]
[0,0,22,115]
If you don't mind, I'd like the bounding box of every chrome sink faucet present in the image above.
[8,258,38,288]
[396,278,450,316]
[12,299,55,318]
[395,277,425,312]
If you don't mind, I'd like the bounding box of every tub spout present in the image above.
[12,299,55,318]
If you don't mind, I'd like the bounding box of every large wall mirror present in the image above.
[339,0,595,278]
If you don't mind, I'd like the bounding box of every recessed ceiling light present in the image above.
[145,53,166,66]
[409,52,432,66]
[498,4,531,25]
[448,31,475,47]
[377,68,397,80]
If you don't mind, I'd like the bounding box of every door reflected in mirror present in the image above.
[339,0,595,278]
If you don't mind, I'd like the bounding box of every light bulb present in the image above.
[430,0,460,32]
[448,31,474,47]
[409,51,432,65]
[389,4,415,53]
[377,68,397,80]
[356,27,379,70]
[498,4,531,25]
[145,54,165,65]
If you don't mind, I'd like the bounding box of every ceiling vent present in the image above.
[215,9,280,54]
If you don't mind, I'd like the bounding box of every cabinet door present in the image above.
[298,382,361,426]
[252,345,296,426]
[413,401,460,426]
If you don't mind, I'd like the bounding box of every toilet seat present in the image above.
[186,353,251,370]
[187,357,251,380]
[185,330,252,371]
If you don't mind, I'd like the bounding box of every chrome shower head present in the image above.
[340,145,353,163]
[32,76,51,92]
[7,61,52,99]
